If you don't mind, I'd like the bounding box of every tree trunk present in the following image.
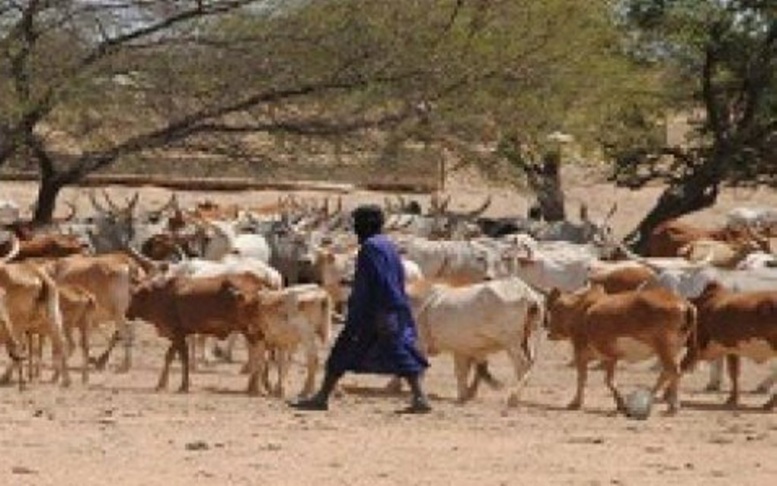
[626,170,720,254]
[33,171,66,224]
[528,151,566,222]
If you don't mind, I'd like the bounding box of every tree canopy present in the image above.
[611,0,776,249]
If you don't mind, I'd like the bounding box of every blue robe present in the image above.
[326,234,429,376]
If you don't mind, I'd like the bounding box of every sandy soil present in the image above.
[0,171,775,486]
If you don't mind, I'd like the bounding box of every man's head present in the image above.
[352,204,385,244]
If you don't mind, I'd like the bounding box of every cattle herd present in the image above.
[0,190,775,417]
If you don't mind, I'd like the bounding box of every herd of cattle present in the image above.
[0,190,775,416]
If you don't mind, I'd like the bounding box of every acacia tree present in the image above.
[0,0,664,223]
[609,0,776,251]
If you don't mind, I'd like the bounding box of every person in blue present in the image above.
[290,204,431,413]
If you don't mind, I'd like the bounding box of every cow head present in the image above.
[544,284,603,340]
[87,190,140,252]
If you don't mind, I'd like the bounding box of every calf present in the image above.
[127,273,266,394]
[253,284,332,398]
[545,284,696,414]
[408,276,544,405]
[683,282,777,410]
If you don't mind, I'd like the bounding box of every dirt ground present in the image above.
[0,171,775,486]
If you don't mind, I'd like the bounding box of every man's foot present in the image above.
[396,400,432,415]
[288,397,328,411]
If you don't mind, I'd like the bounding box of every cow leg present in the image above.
[245,337,265,396]
[602,359,625,413]
[93,330,119,371]
[755,366,777,394]
[156,342,178,391]
[117,318,134,373]
[300,341,319,399]
[177,335,190,393]
[653,346,681,415]
[705,358,724,392]
[384,376,404,393]
[568,349,589,410]
[453,354,474,402]
[52,332,71,388]
[505,344,534,407]
[724,355,741,408]
[763,393,776,411]
[187,336,197,373]
[80,323,90,385]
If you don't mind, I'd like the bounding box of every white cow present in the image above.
[408,276,544,405]
[0,199,20,225]
[395,236,500,286]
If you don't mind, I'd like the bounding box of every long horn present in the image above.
[604,202,618,223]
[0,233,20,264]
[102,189,120,212]
[126,191,140,212]
[439,194,452,213]
[125,245,162,275]
[88,190,108,213]
[464,195,492,218]
[56,201,77,222]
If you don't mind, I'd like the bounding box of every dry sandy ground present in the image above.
[0,171,775,486]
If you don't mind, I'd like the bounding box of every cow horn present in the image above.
[0,233,20,264]
[57,201,77,222]
[617,242,663,273]
[439,194,452,213]
[464,195,492,219]
[88,190,109,213]
[102,190,121,212]
[126,191,140,212]
[604,202,618,223]
[125,245,163,275]
[579,203,590,223]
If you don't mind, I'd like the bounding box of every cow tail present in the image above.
[681,303,699,373]
[32,266,68,355]
[522,300,543,363]
[318,294,333,345]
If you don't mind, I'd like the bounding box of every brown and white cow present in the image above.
[646,219,769,257]
[252,284,333,398]
[682,282,777,410]
[545,284,697,414]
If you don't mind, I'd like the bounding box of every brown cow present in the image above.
[682,282,777,410]
[127,272,267,394]
[0,237,69,387]
[546,284,697,414]
[646,219,769,257]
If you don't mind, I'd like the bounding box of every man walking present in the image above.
[290,204,431,413]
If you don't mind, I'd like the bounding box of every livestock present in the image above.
[645,219,769,257]
[252,284,332,398]
[395,236,499,285]
[45,252,142,372]
[0,238,69,387]
[678,238,762,268]
[127,273,267,394]
[2,234,87,261]
[408,277,544,405]
[545,284,697,414]
[683,282,777,410]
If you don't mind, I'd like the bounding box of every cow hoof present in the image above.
[704,383,722,393]
[754,385,770,395]
[507,392,521,408]
[566,400,582,410]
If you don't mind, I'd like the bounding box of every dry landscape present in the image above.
[0,169,775,486]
